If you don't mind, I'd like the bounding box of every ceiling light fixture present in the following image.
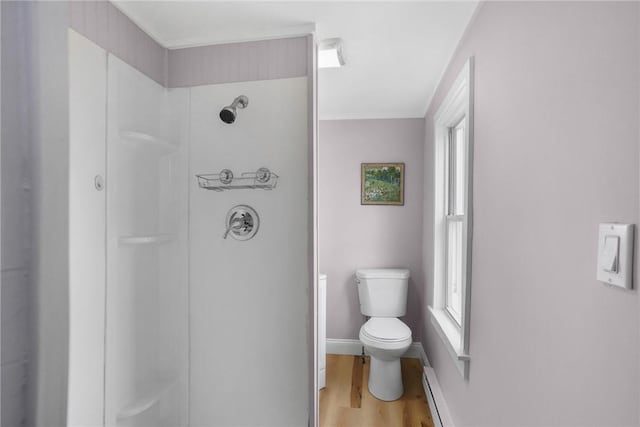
[318,38,345,69]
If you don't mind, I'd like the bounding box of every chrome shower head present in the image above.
[219,95,249,124]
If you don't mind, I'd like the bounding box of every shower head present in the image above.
[219,95,249,124]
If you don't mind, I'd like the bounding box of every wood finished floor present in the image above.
[320,355,434,427]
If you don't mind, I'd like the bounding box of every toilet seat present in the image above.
[362,318,411,342]
[360,318,411,349]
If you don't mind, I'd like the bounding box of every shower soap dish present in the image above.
[196,167,278,191]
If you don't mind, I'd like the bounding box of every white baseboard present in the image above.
[406,341,431,367]
[326,339,364,356]
[423,366,454,427]
[326,338,430,367]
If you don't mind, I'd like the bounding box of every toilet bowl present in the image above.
[359,317,412,401]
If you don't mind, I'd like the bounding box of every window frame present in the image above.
[429,58,474,379]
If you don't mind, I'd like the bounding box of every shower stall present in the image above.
[62,10,316,426]
[69,31,191,426]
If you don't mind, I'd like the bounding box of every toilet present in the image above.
[356,268,412,401]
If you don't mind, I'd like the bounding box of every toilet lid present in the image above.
[361,318,411,342]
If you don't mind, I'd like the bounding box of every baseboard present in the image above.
[326,339,364,355]
[406,341,431,367]
[423,366,454,427]
[326,339,430,367]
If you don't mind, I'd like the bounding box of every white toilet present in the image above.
[356,268,412,401]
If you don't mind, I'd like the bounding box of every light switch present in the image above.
[597,223,634,290]
[601,236,619,273]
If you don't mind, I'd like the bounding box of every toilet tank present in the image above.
[356,269,410,317]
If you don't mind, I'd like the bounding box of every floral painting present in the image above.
[361,163,405,205]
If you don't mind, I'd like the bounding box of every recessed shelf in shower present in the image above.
[196,168,278,191]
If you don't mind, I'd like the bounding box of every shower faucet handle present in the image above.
[223,205,259,241]
[223,217,245,239]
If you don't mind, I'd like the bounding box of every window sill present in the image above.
[429,306,470,378]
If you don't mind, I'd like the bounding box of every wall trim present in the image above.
[164,24,317,50]
[326,339,431,367]
[326,338,364,356]
[422,2,483,118]
[411,341,431,367]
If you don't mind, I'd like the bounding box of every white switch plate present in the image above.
[597,223,634,289]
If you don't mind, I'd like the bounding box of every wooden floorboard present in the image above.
[350,356,364,409]
[320,354,435,427]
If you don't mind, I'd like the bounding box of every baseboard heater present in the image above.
[422,367,454,427]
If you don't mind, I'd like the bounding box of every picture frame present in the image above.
[361,163,405,206]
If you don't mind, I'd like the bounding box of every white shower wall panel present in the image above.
[189,77,309,426]
[105,55,189,427]
[68,30,107,427]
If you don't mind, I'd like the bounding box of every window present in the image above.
[430,58,473,379]
[445,118,465,325]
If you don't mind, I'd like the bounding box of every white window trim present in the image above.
[430,57,474,379]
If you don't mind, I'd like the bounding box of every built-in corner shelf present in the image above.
[116,378,180,422]
[120,131,178,154]
[118,234,175,246]
[196,168,278,192]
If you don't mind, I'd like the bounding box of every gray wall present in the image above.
[68,1,309,89]
[27,2,70,426]
[319,119,425,340]
[1,3,32,426]
[168,36,308,87]
[68,1,167,86]
[422,2,640,425]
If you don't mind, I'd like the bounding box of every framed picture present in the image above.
[361,163,405,206]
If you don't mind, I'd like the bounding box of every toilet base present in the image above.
[368,356,403,401]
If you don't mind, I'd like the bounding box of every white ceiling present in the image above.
[113,1,478,120]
